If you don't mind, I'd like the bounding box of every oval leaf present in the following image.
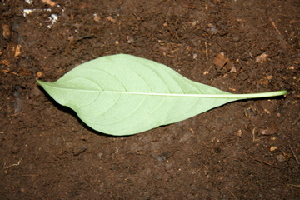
[37,54,286,136]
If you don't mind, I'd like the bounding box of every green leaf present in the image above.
[37,54,287,136]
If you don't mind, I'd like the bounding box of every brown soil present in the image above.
[1,0,299,199]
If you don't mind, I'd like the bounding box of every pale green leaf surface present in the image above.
[37,54,286,136]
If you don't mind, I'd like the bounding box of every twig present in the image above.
[205,41,208,60]
[269,18,281,35]
[4,158,22,169]
[292,114,300,125]
[252,127,259,142]
[226,187,238,200]
[289,144,299,164]
[287,183,300,188]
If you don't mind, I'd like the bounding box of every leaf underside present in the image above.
[38,54,286,136]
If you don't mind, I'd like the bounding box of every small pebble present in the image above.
[232,35,241,42]
[276,154,288,162]
[270,146,277,152]
[97,152,103,158]
[235,129,242,137]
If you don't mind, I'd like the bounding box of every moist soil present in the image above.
[1,0,299,199]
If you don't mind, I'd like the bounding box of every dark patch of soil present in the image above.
[1,0,299,199]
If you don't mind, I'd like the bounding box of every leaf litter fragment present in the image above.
[37,54,287,136]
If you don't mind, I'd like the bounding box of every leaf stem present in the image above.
[121,90,287,98]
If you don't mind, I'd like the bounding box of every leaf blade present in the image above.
[37,54,286,136]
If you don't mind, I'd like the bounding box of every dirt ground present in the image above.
[1,0,299,199]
